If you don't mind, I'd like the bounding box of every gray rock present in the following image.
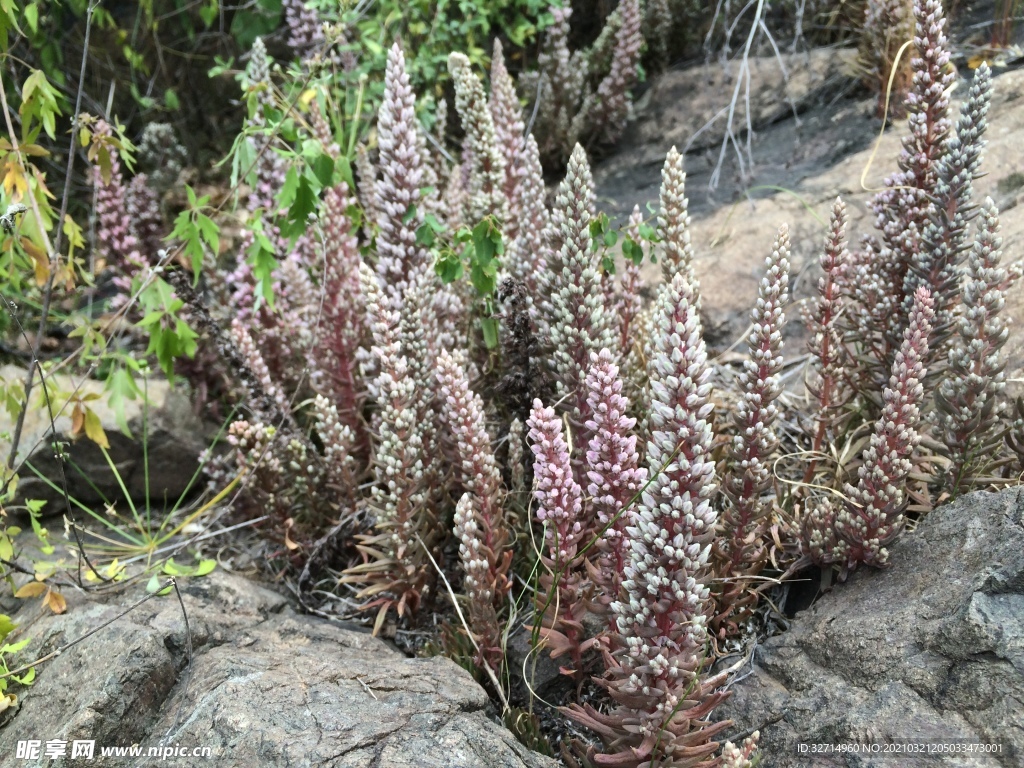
[0,571,558,768]
[0,364,207,515]
[717,488,1024,767]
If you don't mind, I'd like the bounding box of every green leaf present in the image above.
[19,69,62,141]
[247,216,278,309]
[622,237,644,265]
[416,222,436,248]
[162,558,189,576]
[638,222,660,242]
[0,638,29,655]
[164,89,180,111]
[23,3,37,33]
[470,258,497,296]
[481,317,499,350]
[0,616,14,644]
[434,249,463,283]
[335,155,354,190]
[195,213,220,258]
[278,165,300,210]
[229,0,282,49]
[311,153,334,188]
[194,559,216,577]
[198,0,218,27]
[105,367,142,436]
[146,573,173,595]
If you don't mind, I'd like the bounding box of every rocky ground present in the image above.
[0,572,558,768]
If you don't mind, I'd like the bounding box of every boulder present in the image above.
[614,48,860,171]
[0,570,558,768]
[716,488,1024,767]
[0,364,207,515]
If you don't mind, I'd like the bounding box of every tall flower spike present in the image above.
[243,38,286,215]
[506,133,551,305]
[316,181,365,441]
[312,394,358,513]
[906,62,992,370]
[508,417,527,501]
[448,52,508,224]
[719,225,790,580]
[355,143,378,240]
[546,144,615,434]
[617,205,644,356]
[91,120,147,295]
[527,399,589,667]
[136,122,186,195]
[489,39,525,218]
[564,270,729,765]
[936,199,1015,494]
[126,174,164,260]
[643,0,671,71]
[585,0,643,145]
[341,264,435,628]
[283,0,324,57]
[868,0,953,356]
[805,198,851,482]
[583,349,646,621]
[230,319,291,420]
[375,43,428,307]
[519,4,581,166]
[657,146,697,297]
[397,267,445,513]
[438,350,513,662]
[834,286,934,574]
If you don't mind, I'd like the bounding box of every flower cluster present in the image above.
[437,349,513,663]
[545,144,615,436]
[564,271,729,765]
[716,226,790,626]
[936,200,1016,492]
[907,62,992,370]
[375,43,429,306]
[817,288,935,575]
[488,39,525,221]
[90,120,148,295]
[341,265,436,623]
[527,399,589,668]
[136,122,186,194]
[585,0,643,145]
[804,198,851,477]
[165,11,1024,763]
[448,52,508,224]
[506,134,551,305]
[582,350,646,622]
[520,3,644,167]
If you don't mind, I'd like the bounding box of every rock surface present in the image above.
[619,48,859,169]
[0,571,558,768]
[0,364,207,514]
[716,488,1024,767]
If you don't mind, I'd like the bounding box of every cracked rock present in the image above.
[717,488,1024,767]
[0,571,558,768]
